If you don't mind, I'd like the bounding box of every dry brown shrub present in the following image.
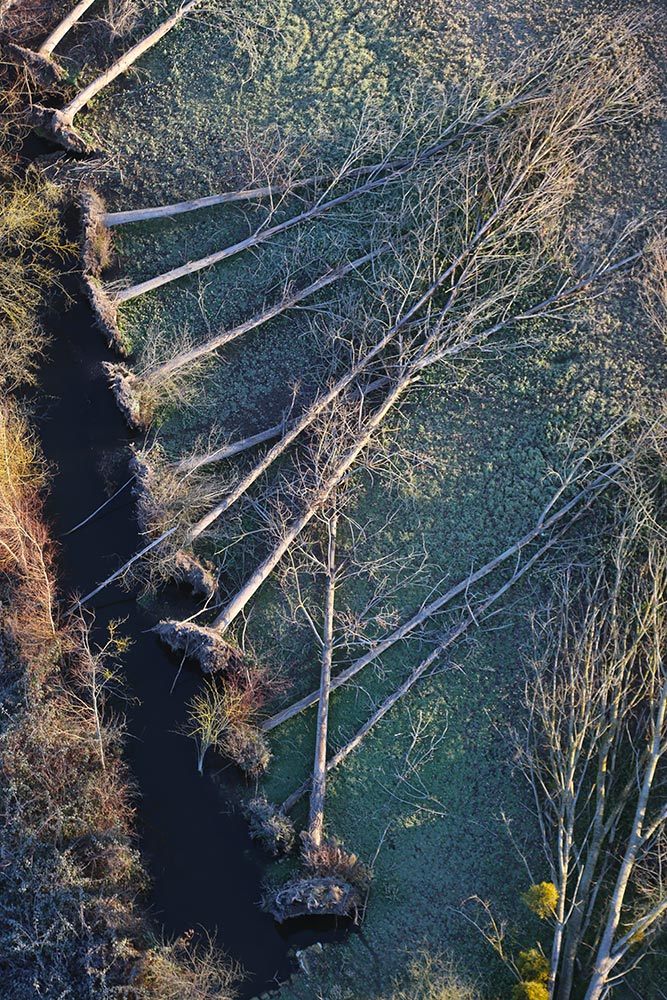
[0,400,60,666]
[132,930,239,1000]
[0,167,73,392]
[303,836,372,891]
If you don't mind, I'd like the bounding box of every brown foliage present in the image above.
[0,398,239,997]
[302,836,372,891]
[0,400,60,668]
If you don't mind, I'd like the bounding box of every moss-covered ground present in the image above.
[45,1,667,996]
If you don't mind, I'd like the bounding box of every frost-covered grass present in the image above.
[65,1,667,996]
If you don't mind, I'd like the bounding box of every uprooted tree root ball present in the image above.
[267,836,371,920]
[302,837,373,892]
[225,724,271,778]
[83,276,124,351]
[171,550,219,600]
[106,362,149,429]
[152,619,245,674]
[80,187,114,278]
[27,104,91,155]
[6,42,66,87]
[267,875,362,922]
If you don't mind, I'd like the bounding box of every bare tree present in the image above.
[517,421,667,1000]
[71,616,130,770]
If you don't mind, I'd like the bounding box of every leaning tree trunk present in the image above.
[9,0,99,84]
[29,0,206,152]
[109,248,383,428]
[308,511,337,848]
[281,518,578,814]
[263,440,630,733]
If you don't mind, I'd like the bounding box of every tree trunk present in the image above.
[62,0,205,124]
[103,176,324,227]
[143,249,383,383]
[174,378,389,473]
[39,0,99,56]
[68,525,177,612]
[262,454,627,732]
[308,512,337,847]
[174,378,390,473]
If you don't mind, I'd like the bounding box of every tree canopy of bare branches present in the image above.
[518,421,667,1000]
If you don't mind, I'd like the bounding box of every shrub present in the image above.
[132,929,239,1000]
[244,795,295,855]
[516,949,549,983]
[389,951,483,1000]
[521,882,558,919]
[512,983,549,1000]
[224,724,271,777]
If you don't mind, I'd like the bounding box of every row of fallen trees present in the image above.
[58,8,667,940]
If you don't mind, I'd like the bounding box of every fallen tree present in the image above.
[83,14,647,349]
[106,247,384,427]
[8,0,100,85]
[306,508,337,849]
[29,0,208,154]
[82,113,506,348]
[280,510,578,815]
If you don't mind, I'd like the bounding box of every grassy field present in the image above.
[49,1,667,996]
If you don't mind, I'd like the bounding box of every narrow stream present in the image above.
[31,251,344,995]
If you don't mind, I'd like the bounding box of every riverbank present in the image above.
[0,90,303,996]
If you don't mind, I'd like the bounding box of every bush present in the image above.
[521,882,558,919]
[224,724,271,777]
[517,949,549,983]
[512,983,549,1000]
[244,795,295,854]
[0,167,72,393]
[389,951,483,1000]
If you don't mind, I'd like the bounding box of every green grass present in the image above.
[66,1,667,996]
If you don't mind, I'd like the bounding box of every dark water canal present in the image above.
[32,260,345,995]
